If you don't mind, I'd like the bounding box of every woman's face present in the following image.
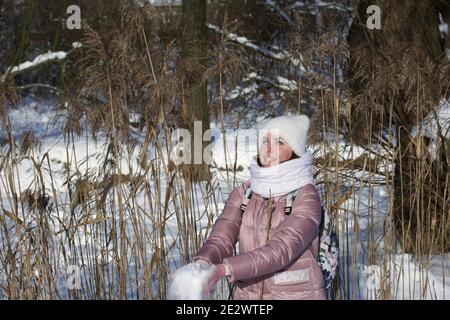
[259,133,293,167]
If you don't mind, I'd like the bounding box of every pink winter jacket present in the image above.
[193,180,326,300]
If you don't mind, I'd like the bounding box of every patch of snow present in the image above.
[411,98,450,160]
[439,13,449,37]
[207,23,304,69]
[275,76,297,91]
[287,0,353,13]
[266,0,294,27]
[135,0,181,6]
[71,42,82,49]
[360,254,449,300]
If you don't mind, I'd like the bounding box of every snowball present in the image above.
[167,263,214,300]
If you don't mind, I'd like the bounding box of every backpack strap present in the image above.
[240,185,301,216]
[240,184,253,214]
[284,188,301,215]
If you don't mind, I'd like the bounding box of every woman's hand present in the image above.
[202,264,226,297]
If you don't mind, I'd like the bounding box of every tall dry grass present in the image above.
[0,0,448,300]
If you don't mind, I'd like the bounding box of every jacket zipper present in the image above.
[260,196,274,299]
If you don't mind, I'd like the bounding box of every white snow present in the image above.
[439,13,449,37]
[229,70,299,93]
[440,23,449,36]
[275,75,298,91]
[71,42,82,49]
[287,1,353,13]
[226,83,258,100]
[144,0,181,6]
[266,0,294,27]
[411,97,450,160]
[360,254,449,300]
[167,263,214,300]
[207,23,304,69]
[8,51,68,74]
[0,97,448,300]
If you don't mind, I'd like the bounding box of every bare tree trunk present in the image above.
[181,0,211,182]
[347,0,449,253]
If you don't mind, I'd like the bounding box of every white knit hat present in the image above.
[256,114,310,157]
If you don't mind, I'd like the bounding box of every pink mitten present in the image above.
[202,264,226,297]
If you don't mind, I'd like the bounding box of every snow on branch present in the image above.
[226,71,298,101]
[265,0,294,27]
[1,42,82,83]
[244,71,298,92]
[207,23,304,71]
[9,51,68,74]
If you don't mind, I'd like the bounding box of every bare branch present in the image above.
[207,23,304,70]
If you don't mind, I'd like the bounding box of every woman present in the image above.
[192,114,326,300]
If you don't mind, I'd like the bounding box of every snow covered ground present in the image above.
[0,97,448,300]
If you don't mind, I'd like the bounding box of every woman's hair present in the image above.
[257,151,299,166]
[290,152,300,160]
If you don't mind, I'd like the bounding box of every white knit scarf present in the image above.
[249,150,315,198]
